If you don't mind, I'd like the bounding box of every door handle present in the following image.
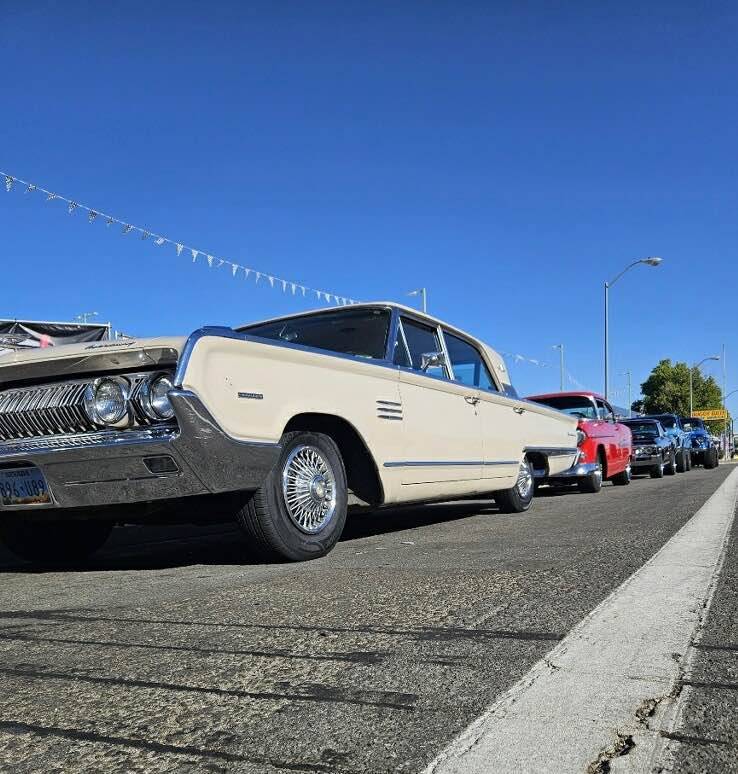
[513,406,526,415]
[465,395,480,406]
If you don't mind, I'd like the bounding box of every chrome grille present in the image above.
[0,374,169,442]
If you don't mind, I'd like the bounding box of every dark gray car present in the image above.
[622,419,676,478]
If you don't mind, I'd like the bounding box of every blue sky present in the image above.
[1,2,735,406]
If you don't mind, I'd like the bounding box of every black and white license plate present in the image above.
[0,467,52,507]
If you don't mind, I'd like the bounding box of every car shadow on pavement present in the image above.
[0,495,560,574]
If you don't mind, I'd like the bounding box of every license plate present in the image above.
[0,467,52,507]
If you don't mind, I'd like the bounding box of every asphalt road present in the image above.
[0,465,733,774]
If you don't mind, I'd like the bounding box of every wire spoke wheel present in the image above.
[515,460,533,500]
[281,444,338,534]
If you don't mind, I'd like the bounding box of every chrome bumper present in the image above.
[533,454,599,483]
[0,390,281,511]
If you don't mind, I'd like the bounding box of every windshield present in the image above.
[624,421,659,437]
[682,417,705,432]
[653,415,677,429]
[240,308,391,360]
[529,395,597,420]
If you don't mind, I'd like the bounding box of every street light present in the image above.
[689,355,720,416]
[407,288,427,313]
[552,344,565,391]
[604,257,662,399]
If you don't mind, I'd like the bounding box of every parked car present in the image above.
[681,416,719,468]
[524,391,632,492]
[641,414,692,472]
[622,419,676,478]
[0,303,579,564]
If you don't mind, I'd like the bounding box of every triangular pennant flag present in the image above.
[154,236,166,246]
[176,243,183,256]
[88,210,98,223]
[268,276,275,288]
[106,216,114,227]
[243,268,251,280]
[68,201,77,214]
[46,192,56,201]
[216,259,225,269]
[255,272,261,284]
[281,279,287,292]
[301,286,306,296]
[191,249,198,261]
[291,283,296,295]
[25,184,36,194]
[207,255,214,268]
[231,264,239,277]
[315,290,322,300]
[325,293,332,303]
[122,224,133,234]
[141,230,150,240]
[4,176,14,192]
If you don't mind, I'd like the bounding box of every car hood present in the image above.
[0,336,187,384]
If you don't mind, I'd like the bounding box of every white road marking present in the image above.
[423,469,738,774]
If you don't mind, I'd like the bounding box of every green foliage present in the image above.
[633,359,726,432]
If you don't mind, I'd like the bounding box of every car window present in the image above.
[596,399,614,421]
[443,331,497,391]
[400,318,447,378]
[242,308,391,360]
[392,326,411,368]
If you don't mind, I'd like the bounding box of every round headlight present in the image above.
[84,377,129,426]
[141,374,174,420]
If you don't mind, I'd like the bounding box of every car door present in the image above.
[391,317,483,485]
[442,329,521,480]
[594,398,620,472]
[600,399,629,472]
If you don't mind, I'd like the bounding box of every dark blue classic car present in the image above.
[622,419,676,478]
[641,414,692,472]
[681,416,719,468]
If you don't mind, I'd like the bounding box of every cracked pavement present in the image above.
[0,465,733,773]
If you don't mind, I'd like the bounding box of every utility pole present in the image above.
[622,370,632,417]
[553,344,565,391]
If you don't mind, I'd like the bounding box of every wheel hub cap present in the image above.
[281,445,337,534]
[516,461,533,499]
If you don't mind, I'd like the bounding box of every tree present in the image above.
[633,359,726,432]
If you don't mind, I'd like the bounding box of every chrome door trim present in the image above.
[384,459,517,468]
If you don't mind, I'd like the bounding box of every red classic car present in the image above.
[524,391,633,493]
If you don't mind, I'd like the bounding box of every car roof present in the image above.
[526,391,605,401]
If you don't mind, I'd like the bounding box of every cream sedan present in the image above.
[0,304,578,563]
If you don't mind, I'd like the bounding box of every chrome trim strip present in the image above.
[383,459,517,468]
[376,400,402,406]
[524,446,578,457]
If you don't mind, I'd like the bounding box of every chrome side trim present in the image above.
[524,446,578,457]
[383,459,517,468]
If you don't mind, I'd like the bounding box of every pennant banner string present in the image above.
[1,170,357,306]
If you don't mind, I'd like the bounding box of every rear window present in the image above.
[242,308,391,360]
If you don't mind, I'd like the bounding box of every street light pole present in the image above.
[603,257,662,400]
[407,288,427,313]
[553,344,565,391]
[690,354,720,416]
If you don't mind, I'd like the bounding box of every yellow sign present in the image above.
[692,409,728,421]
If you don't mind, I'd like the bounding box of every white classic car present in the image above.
[0,304,578,563]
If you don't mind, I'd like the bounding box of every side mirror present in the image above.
[421,351,446,372]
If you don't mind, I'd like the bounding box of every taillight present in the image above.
[577,428,587,446]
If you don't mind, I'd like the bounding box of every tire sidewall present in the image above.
[261,431,348,560]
